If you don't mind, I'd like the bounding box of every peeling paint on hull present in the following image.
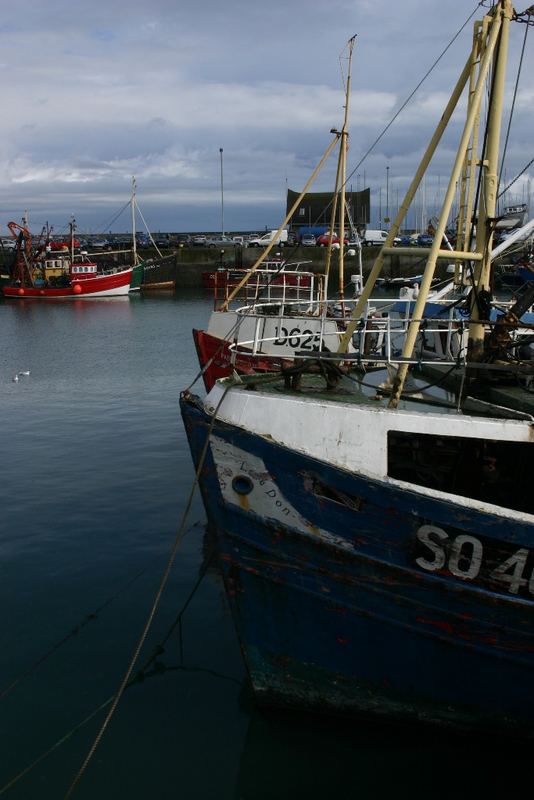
[180,394,534,735]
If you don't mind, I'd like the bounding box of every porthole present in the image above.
[232,475,253,495]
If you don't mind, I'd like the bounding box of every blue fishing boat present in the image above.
[181,1,534,734]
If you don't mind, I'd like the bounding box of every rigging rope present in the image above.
[498,15,529,195]
[301,1,487,237]
[498,155,534,199]
[0,643,240,797]
[343,1,488,188]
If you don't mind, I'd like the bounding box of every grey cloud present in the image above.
[0,0,532,232]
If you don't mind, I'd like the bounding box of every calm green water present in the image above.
[0,292,528,799]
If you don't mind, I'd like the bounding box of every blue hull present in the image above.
[180,394,534,734]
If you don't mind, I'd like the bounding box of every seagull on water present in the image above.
[12,374,19,382]
[18,370,30,376]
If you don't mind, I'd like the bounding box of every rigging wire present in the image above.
[498,14,529,195]
[343,1,488,188]
[498,155,534,199]
[94,199,131,237]
[299,1,487,240]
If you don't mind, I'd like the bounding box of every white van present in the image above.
[248,230,289,247]
[363,229,401,246]
[362,229,388,246]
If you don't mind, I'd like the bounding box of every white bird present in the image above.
[12,374,19,382]
[18,370,30,376]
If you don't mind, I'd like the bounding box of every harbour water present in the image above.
[0,292,529,799]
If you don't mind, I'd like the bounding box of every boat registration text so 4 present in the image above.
[415,524,534,598]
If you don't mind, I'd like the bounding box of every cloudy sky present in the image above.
[0,0,532,235]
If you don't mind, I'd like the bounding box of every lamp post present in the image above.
[378,187,382,229]
[219,148,224,236]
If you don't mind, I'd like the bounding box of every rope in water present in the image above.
[0,570,146,702]
[0,535,230,796]
[63,383,232,799]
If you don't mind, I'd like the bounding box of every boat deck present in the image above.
[220,359,534,421]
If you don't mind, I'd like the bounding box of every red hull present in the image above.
[3,268,132,299]
[193,328,282,392]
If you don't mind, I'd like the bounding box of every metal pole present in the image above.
[131,176,138,265]
[379,187,382,229]
[219,148,224,236]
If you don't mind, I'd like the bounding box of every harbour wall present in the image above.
[157,246,445,288]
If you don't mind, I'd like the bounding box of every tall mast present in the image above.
[338,35,356,300]
[131,176,138,265]
[468,0,512,359]
[70,216,76,262]
[336,2,512,411]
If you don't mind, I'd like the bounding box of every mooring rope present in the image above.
[63,383,232,799]
[0,570,146,703]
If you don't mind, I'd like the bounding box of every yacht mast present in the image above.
[131,176,138,266]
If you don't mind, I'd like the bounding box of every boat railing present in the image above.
[229,296,471,367]
[213,267,321,310]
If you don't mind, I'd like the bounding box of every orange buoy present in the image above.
[17,288,24,296]
[73,283,82,294]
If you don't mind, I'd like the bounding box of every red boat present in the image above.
[193,326,284,391]
[2,221,132,299]
[201,259,313,291]
[194,262,329,391]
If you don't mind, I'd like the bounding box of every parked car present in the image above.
[1,239,17,251]
[316,232,348,247]
[285,231,299,247]
[417,233,434,247]
[205,235,238,248]
[113,237,133,249]
[175,234,191,246]
[397,235,415,247]
[301,234,317,247]
[192,235,207,246]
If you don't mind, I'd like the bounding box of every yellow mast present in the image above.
[338,36,356,300]
[336,2,513,410]
[468,0,512,359]
[221,132,341,310]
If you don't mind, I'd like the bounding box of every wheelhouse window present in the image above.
[387,431,533,514]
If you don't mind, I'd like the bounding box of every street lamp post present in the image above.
[219,148,224,236]
[379,187,382,229]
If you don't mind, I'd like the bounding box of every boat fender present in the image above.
[73,283,82,294]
